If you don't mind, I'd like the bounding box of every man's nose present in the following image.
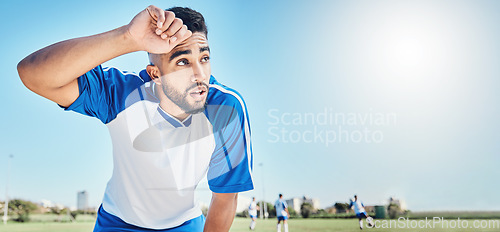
[191,62,206,83]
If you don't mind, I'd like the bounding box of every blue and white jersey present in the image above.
[350,200,366,214]
[274,199,288,217]
[248,201,258,217]
[63,65,254,229]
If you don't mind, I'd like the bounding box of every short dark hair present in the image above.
[166,7,208,37]
[279,194,283,198]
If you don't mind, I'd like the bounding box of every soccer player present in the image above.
[17,5,253,232]
[275,194,289,232]
[248,197,259,230]
[350,195,374,230]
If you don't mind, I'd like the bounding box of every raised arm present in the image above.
[204,192,238,232]
[17,5,191,107]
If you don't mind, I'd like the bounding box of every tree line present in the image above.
[0,199,95,222]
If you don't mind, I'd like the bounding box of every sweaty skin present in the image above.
[147,33,211,121]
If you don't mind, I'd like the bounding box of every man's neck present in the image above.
[155,84,190,121]
[158,103,189,122]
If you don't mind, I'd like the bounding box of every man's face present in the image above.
[151,32,211,114]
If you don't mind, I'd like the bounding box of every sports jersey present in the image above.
[350,200,366,214]
[274,199,288,217]
[248,201,258,217]
[63,65,254,229]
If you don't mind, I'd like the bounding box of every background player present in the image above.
[248,197,259,230]
[350,195,374,230]
[275,194,289,232]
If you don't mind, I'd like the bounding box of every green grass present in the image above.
[0,222,95,232]
[1,217,499,231]
[408,211,500,219]
[230,218,500,232]
[27,214,96,223]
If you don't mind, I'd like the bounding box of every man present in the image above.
[248,197,259,230]
[274,194,289,232]
[18,5,253,232]
[350,195,374,230]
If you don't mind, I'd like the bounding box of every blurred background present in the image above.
[0,0,499,228]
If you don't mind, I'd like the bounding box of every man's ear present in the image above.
[146,65,162,85]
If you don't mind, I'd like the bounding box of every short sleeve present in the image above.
[205,83,254,193]
[62,66,147,124]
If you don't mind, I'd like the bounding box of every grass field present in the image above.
[1,217,500,232]
[231,218,500,232]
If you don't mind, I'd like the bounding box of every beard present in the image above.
[162,82,209,115]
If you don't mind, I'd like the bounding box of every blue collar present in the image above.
[157,107,192,128]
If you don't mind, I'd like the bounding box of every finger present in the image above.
[147,5,165,29]
[156,11,175,36]
[170,29,192,46]
[170,25,191,44]
[170,30,192,46]
[163,18,184,38]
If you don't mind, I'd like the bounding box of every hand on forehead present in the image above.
[151,33,208,63]
[174,33,208,48]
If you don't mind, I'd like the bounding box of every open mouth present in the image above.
[188,86,208,100]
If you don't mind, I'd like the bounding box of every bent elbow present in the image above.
[17,58,39,92]
[18,59,30,85]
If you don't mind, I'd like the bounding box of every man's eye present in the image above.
[201,56,210,63]
[177,59,189,66]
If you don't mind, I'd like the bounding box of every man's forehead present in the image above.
[175,33,209,49]
[169,35,207,56]
[155,33,209,62]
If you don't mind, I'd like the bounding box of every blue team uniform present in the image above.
[63,66,254,231]
[350,200,368,218]
[275,199,288,221]
[248,201,258,219]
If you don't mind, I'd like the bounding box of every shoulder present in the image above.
[97,66,151,84]
[207,75,247,109]
[83,66,151,99]
[66,66,152,124]
[205,76,249,124]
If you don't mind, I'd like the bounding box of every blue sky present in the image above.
[1,0,499,211]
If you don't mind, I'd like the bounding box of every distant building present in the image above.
[285,196,320,215]
[285,198,302,215]
[40,199,54,208]
[77,191,89,211]
[389,197,407,211]
[303,196,321,209]
[38,199,54,214]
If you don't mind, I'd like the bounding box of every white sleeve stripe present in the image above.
[209,84,254,185]
[103,66,144,82]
